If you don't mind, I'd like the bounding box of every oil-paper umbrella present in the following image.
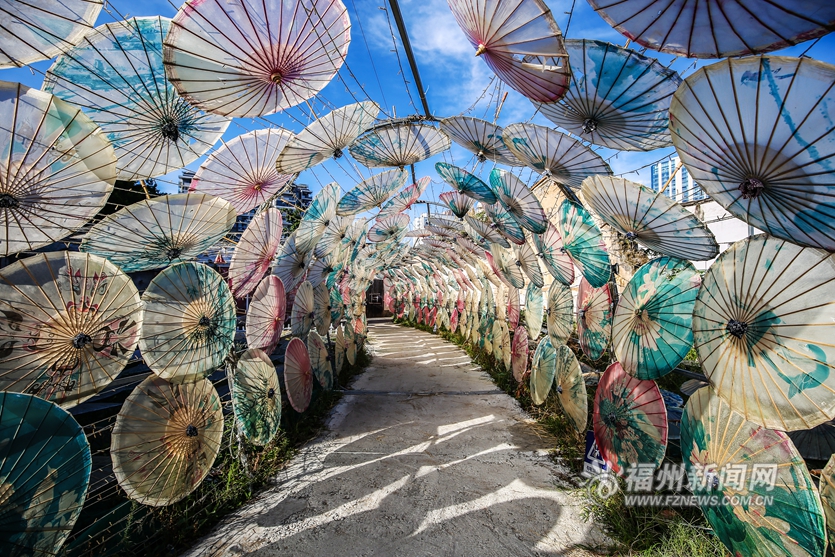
[349,122,450,168]
[487,244,524,289]
[511,325,529,382]
[788,421,835,461]
[440,116,522,165]
[533,222,574,285]
[484,202,527,245]
[228,208,283,298]
[80,193,237,273]
[308,330,333,390]
[516,241,544,288]
[139,262,236,383]
[554,345,587,434]
[530,337,556,405]
[446,0,570,102]
[488,169,547,234]
[296,182,339,254]
[0,0,101,68]
[439,191,475,219]
[336,168,409,216]
[501,123,611,188]
[190,128,295,214]
[0,82,117,257]
[284,337,313,413]
[290,281,315,337]
[43,16,230,181]
[313,283,332,335]
[232,348,281,446]
[613,257,699,380]
[334,325,346,376]
[164,0,351,117]
[507,285,521,330]
[547,281,573,345]
[435,162,497,204]
[536,39,681,151]
[525,283,544,339]
[557,199,611,288]
[465,216,508,247]
[378,177,430,219]
[593,362,667,473]
[368,213,410,242]
[111,375,223,506]
[681,387,827,557]
[276,101,380,173]
[245,275,286,354]
[581,175,719,261]
[588,0,835,59]
[0,252,142,408]
[314,215,352,260]
[576,277,614,362]
[693,234,835,431]
[0,392,90,556]
[273,232,312,292]
[491,320,507,367]
[670,56,835,251]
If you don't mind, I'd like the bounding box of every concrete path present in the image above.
[184,319,604,557]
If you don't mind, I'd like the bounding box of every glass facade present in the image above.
[649,158,707,203]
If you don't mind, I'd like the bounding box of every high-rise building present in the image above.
[412,213,428,231]
[649,157,707,203]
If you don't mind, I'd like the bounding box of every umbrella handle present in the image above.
[656,161,683,197]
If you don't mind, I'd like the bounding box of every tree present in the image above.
[98,179,162,217]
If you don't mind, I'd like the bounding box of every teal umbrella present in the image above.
[576,277,614,362]
[530,337,556,405]
[296,183,339,255]
[232,348,281,446]
[435,162,497,204]
[439,191,475,219]
[557,199,611,288]
[489,169,548,234]
[484,202,527,245]
[554,345,588,433]
[336,169,408,216]
[524,283,544,339]
[533,223,575,285]
[612,257,700,380]
[546,281,574,346]
[0,392,90,557]
[308,330,334,390]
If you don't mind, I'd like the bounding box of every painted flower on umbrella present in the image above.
[576,278,613,361]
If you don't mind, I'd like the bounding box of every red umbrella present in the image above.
[284,338,312,413]
[246,276,286,354]
[511,325,529,382]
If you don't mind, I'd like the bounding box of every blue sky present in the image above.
[7,0,835,222]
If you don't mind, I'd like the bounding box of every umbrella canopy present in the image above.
[533,223,575,285]
[43,16,230,181]
[164,0,351,117]
[80,193,237,273]
[558,199,611,288]
[232,348,281,446]
[516,241,544,288]
[507,285,521,330]
[349,122,450,168]
[681,388,827,557]
[0,392,90,556]
[484,202,527,245]
[530,337,556,405]
[296,183,339,255]
[336,168,409,216]
[139,262,236,383]
[554,345,587,434]
[368,213,410,243]
[487,244,525,289]
[593,362,667,473]
[576,277,614,362]
[670,55,835,251]
[465,216,508,247]
[246,276,286,355]
[308,330,333,390]
[693,234,835,431]
[334,325,346,376]
[524,283,544,339]
[546,281,574,346]
[378,177,430,219]
[439,191,475,219]
[511,325,529,382]
[314,215,352,260]
[581,175,718,261]
[273,232,312,292]
[290,281,315,338]
[276,101,380,173]
[111,375,223,507]
[536,39,681,151]
[440,116,521,165]
[0,252,142,408]
[446,0,570,102]
[502,123,611,188]
[821,455,835,550]
[588,0,835,59]
[489,169,547,234]
[190,128,295,214]
[788,421,835,461]
[435,162,497,204]
[0,0,101,68]
[228,208,284,298]
[313,283,332,336]
[613,257,699,379]
[284,337,313,412]
[0,82,117,257]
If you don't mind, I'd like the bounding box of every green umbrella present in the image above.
[557,199,611,288]
[232,349,281,446]
[0,392,90,556]
[612,257,699,379]
[530,337,556,405]
[308,330,334,390]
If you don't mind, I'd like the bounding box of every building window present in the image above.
[650,165,659,192]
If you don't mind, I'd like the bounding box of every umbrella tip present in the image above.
[475,44,487,56]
